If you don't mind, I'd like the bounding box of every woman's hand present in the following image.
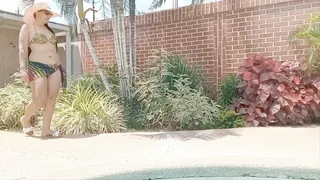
[20,71,29,83]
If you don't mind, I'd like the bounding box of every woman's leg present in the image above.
[41,69,61,136]
[20,77,48,135]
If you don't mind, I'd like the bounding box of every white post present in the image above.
[172,0,178,8]
[66,30,72,78]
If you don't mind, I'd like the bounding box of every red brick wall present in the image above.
[82,0,320,90]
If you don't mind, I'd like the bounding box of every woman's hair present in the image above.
[27,13,58,57]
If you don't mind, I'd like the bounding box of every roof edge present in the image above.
[0,9,68,30]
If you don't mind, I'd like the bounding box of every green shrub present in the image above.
[134,70,168,130]
[289,13,320,76]
[166,77,221,130]
[163,55,204,91]
[163,53,215,98]
[0,83,31,130]
[67,64,120,94]
[134,49,221,130]
[105,64,120,87]
[0,74,39,130]
[123,97,145,130]
[52,82,126,134]
[212,110,245,129]
[103,64,143,129]
[67,74,105,92]
[65,65,144,131]
[218,74,240,108]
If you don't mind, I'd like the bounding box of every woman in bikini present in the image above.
[19,2,65,137]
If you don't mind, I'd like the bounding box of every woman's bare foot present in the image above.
[41,129,61,137]
[20,116,31,127]
[20,116,34,136]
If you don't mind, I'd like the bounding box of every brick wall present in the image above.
[82,0,320,90]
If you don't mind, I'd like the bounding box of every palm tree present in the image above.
[109,0,131,100]
[289,13,320,76]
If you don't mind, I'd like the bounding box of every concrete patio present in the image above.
[0,126,319,180]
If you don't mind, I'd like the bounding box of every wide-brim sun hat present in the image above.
[23,2,61,24]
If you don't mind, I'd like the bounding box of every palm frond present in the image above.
[149,0,166,10]
[123,0,141,16]
[289,13,320,75]
[290,26,320,45]
[81,0,112,20]
[191,0,205,5]
[124,0,131,15]
[97,0,111,20]
[83,0,93,3]
[311,13,320,24]
[54,0,78,24]
[19,0,35,12]
[53,0,78,37]
[149,0,205,11]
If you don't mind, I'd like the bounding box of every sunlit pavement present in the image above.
[0,126,319,180]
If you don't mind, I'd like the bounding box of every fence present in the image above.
[82,0,320,89]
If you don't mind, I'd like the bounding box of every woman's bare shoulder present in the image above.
[20,24,30,34]
[21,24,28,29]
[20,24,35,38]
[20,24,35,33]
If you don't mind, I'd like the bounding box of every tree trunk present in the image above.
[78,0,112,91]
[81,23,112,91]
[129,0,136,83]
[110,0,131,100]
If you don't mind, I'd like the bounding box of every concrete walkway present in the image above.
[0,126,319,180]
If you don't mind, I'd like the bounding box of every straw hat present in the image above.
[23,2,61,24]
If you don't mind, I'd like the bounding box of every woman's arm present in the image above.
[18,24,29,73]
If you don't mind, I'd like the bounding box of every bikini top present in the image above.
[29,25,57,45]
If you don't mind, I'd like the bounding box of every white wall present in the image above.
[58,41,82,78]
[0,27,19,87]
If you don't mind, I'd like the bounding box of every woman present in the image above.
[19,2,65,137]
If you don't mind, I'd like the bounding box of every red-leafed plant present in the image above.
[231,54,320,126]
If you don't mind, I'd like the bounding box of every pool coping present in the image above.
[90,166,320,180]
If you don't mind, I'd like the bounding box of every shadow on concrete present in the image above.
[131,129,241,141]
[61,134,99,139]
[267,124,320,129]
[26,134,99,140]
